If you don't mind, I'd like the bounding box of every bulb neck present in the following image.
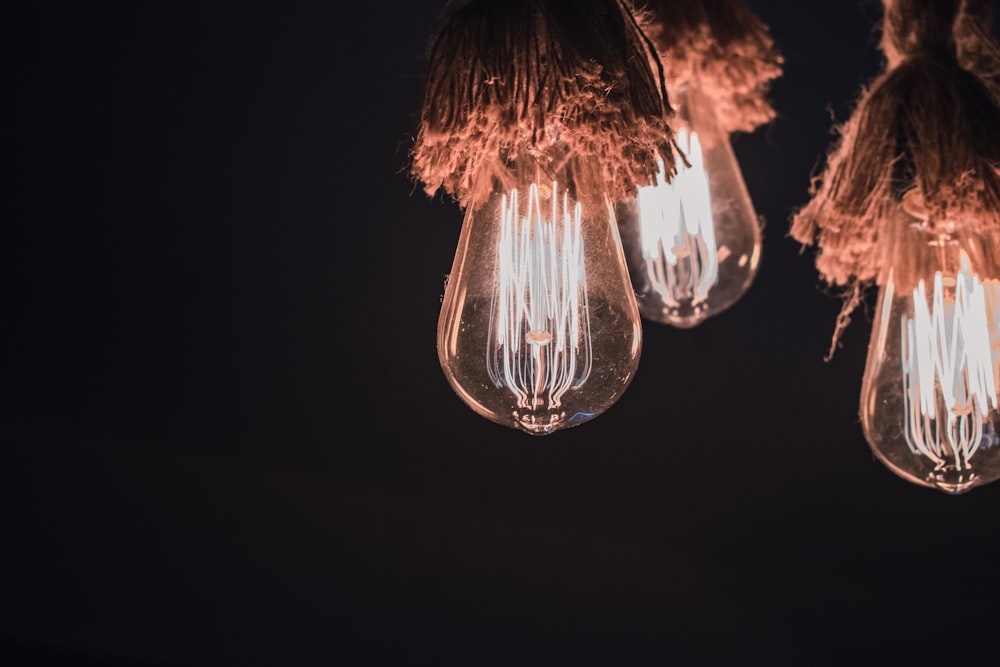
[469,147,613,215]
[880,195,1000,293]
[669,83,725,152]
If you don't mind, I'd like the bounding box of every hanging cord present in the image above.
[409,0,678,209]
[789,0,1000,356]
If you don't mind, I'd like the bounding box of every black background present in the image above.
[5,1,1000,665]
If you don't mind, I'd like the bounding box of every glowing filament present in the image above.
[486,182,592,411]
[635,129,718,308]
[897,254,1000,473]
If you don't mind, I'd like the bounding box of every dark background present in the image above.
[5,1,1000,665]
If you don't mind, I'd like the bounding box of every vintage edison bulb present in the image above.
[437,148,642,435]
[617,84,762,327]
[860,199,1000,493]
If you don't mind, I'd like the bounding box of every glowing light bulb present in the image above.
[860,202,1000,493]
[617,84,762,327]
[437,150,642,435]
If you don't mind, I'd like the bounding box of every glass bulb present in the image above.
[860,205,1000,493]
[617,84,762,327]
[437,148,642,435]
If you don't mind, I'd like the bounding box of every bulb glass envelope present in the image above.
[437,149,642,435]
[860,204,1000,493]
[617,85,761,328]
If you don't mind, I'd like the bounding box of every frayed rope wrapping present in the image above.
[409,0,677,209]
[637,0,783,135]
[789,0,1000,357]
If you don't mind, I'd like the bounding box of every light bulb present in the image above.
[617,84,762,327]
[860,198,1000,493]
[437,148,642,435]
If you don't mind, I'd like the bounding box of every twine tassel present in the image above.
[791,0,1000,353]
[410,0,677,209]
